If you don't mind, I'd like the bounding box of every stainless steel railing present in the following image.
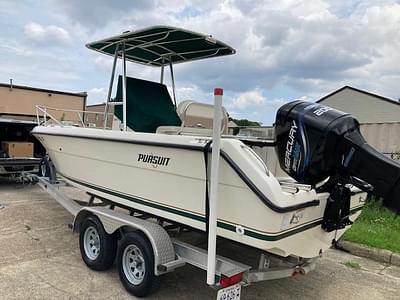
[35,105,114,129]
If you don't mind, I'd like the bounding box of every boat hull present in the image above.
[32,126,365,258]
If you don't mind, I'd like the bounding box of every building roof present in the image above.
[228,120,238,128]
[317,85,399,106]
[0,82,87,98]
[86,103,106,107]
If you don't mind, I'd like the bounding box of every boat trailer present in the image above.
[22,172,316,299]
[20,89,317,299]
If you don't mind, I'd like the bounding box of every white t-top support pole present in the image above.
[122,42,127,132]
[160,57,165,84]
[207,87,223,285]
[104,43,119,129]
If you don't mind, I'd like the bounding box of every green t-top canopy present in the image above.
[86,26,236,67]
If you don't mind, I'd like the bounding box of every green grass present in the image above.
[344,200,400,253]
[342,260,361,269]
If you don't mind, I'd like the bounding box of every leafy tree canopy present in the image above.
[229,117,261,127]
[229,118,261,134]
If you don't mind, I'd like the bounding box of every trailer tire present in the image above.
[38,156,56,183]
[117,232,157,297]
[79,216,117,271]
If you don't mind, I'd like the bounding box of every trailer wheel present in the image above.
[117,232,156,297]
[79,216,117,271]
[38,155,56,183]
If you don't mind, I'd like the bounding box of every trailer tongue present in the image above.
[275,100,400,214]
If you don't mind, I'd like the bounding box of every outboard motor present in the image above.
[275,100,400,230]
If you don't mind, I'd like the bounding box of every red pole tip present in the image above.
[214,88,223,96]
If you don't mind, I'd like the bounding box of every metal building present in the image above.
[0,82,87,175]
[0,82,87,122]
[85,103,114,129]
[317,86,400,159]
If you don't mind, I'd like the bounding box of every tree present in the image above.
[229,118,261,135]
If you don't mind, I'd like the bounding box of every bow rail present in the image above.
[35,105,114,129]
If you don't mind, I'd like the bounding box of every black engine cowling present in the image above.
[275,100,400,213]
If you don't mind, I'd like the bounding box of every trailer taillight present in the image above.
[219,272,243,288]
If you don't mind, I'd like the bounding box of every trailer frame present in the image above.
[22,173,317,298]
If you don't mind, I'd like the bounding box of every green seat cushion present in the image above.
[113,76,181,133]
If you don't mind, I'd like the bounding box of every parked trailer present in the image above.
[22,173,316,299]
[0,118,46,175]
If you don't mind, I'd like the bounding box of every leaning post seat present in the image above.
[156,100,229,136]
[112,76,182,133]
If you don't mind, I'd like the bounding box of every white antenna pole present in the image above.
[206,87,223,285]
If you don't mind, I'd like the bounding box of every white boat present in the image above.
[31,26,399,261]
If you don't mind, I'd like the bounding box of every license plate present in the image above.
[216,283,241,300]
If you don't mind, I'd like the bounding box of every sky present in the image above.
[0,0,399,125]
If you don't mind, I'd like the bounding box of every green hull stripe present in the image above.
[63,174,364,242]
[64,174,204,222]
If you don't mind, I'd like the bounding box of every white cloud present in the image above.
[175,84,212,103]
[227,96,287,124]
[2,0,400,124]
[0,39,33,56]
[49,0,155,28]
[297,95,312,101]
[94,56,113,69]
[89,87,106,94]
[24,22,72,46]
[230,89,266,110]
[87,87,107,104]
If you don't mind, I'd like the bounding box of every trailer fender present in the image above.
[73,206,175,275]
